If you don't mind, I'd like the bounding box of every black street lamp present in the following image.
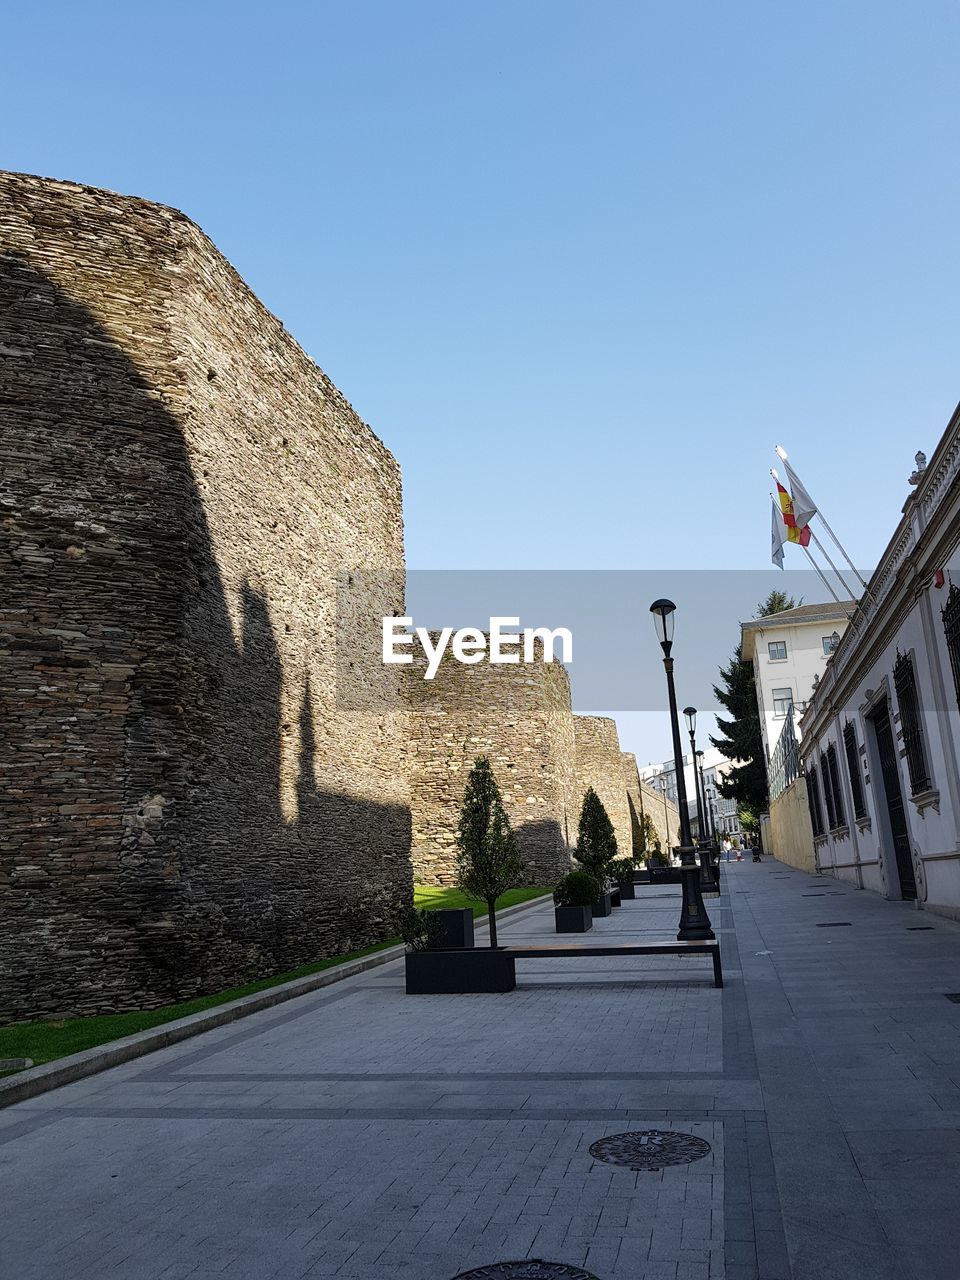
[650,600,715,941]
[683,707,704,841]
[697,751,716,844]
[657,776,670,856]
[685,708,719,896]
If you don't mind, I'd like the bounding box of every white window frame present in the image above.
[768,640,788,661]
[772,687,793,718]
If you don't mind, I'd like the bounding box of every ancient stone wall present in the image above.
[622,752,653,859]
[572,716,632,859]
[634,776,682,854]
[408,648,576,886]
[0,171,411,1021]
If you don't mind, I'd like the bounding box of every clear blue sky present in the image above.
[4,2,959,761]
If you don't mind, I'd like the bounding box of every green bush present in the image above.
[648,839,670,866]
[610,857,635,883]
[553,870,600,907]
[400,907,444,952]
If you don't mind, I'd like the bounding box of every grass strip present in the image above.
[1,885,549,1069]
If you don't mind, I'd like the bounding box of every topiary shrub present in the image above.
[575,787,618,883]
[553,870,600,907]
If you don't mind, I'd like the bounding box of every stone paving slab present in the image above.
[5,863,960,1278]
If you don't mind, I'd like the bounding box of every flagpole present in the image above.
[769,486,863,632]
[808,530,859,603]
[801,545,845,606]
[775,446,875,600]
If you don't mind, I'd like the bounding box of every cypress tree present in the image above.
[575,787,618,883]
[709,591,798,811]
[455,756,525,948]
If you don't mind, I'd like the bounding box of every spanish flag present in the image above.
[776,481,811,546]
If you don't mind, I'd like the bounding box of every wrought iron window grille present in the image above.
[843,721,866,820]
[894,650,931,795]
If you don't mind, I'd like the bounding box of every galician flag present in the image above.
[782,457,817,529]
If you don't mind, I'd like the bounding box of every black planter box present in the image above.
[616,878,636,900]
[591,891,613,918]
[432,907,475,949]
[646,863,684,885]
[633,868,651,884]
[610,887,622,908]
[405,948,516,994]
[554,904,592,933]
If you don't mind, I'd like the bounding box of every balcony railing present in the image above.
[769,706,800,801]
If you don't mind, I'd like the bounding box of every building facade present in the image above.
[640,747,740,845]
[797,408,960,920]
[742,602,853,766]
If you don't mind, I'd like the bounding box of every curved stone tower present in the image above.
[0,172,412,1020]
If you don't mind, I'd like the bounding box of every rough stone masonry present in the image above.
[407,643,580,886]
[573,715,632,858]
[0,172,412,1021]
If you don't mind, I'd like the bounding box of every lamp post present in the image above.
[683,708,704,842]
[699,752,722,891]
[685,708,719,896]
[659,776,670,856]
[697,752,716,843]
[650,600,714,941]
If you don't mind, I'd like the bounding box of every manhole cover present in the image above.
[452,1265,600,1280]
[816,922,852,928]
[589,1129,711,1171]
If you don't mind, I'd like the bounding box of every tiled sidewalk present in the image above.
[4,863,960,1279]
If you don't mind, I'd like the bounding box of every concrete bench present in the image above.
[504,940,723,988]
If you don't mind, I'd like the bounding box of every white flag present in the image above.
[782,457,817,528]
[771,498,786,569]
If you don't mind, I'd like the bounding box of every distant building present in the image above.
[640,748,743,844]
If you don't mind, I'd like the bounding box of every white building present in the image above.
[796,408,960,919]
[640,747,742,843]
[742,602,854,770]
[704,759,743,839]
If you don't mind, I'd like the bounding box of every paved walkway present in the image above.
[3,863,960,1280]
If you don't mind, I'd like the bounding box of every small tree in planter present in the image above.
[456,756,525,948]
[575,787,618,914]
[553,870,599,932]
[610,856,637,899]
[648,838,670,867]
[575,787,618,883]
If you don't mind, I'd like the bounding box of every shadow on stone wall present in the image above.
[627,793,645,860]
[0,255,411,1020]
[513,818,573,885]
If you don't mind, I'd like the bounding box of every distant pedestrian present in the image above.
[751,837,762,862]
[722,837,732,862]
